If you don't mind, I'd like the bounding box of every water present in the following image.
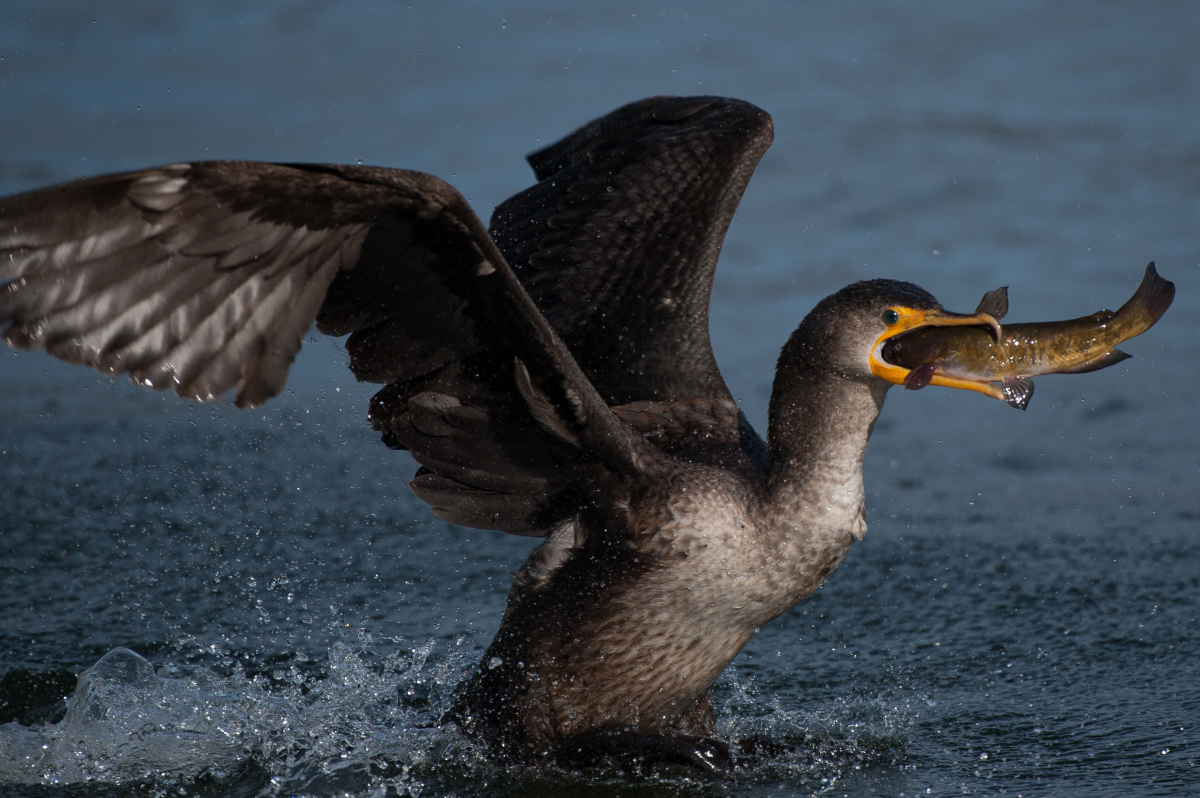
[1,2,1198,795]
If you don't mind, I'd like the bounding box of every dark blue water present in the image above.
[1,2,1198,795]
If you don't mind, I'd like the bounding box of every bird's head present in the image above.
[781,279,1000,393]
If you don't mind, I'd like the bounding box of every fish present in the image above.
[880,262,1175,410]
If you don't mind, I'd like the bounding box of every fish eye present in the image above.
[882,308,900,325]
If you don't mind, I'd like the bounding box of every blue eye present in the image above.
[882,309,900,325]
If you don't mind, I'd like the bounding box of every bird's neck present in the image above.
[765,359,887,539]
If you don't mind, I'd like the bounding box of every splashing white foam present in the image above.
[0,639,483,795]
[0,644,911,795]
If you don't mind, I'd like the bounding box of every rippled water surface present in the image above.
[2,2,1198,796]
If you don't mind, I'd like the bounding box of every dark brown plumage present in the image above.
[0,96,994,770]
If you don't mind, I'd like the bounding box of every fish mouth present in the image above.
[869,307,1006,400]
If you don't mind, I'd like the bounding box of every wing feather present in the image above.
[490,95,774,409]
[0,157,653,537]
[0,96,775,536]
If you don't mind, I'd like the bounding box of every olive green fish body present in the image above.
[896,310,1127,379]
[882,263,1174,408]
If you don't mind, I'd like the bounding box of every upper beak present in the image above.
[868,307,1006,401]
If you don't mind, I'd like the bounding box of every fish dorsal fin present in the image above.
[1055,349,1131,374]
[974,286,1008,320]
[1001,376,1035,410]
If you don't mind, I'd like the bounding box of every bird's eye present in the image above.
[882,309,900,325]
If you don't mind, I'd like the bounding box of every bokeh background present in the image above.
[1,2,1197,796]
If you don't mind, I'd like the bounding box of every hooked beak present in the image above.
[868,307,1006,400]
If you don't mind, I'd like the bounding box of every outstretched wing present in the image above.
[490,96,774,408]
[0,161,476,406]
[0,160,647,534]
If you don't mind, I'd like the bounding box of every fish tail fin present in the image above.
[1002,376,1034,410]
[1054,348,1131,374]
[1120,262,1175,327]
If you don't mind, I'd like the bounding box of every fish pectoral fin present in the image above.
[1002,376,1035,410]
[903,363,937,390]
[974,286,1009,321]
[1054,349,1131,374]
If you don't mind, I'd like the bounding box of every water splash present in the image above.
[1,648,254,786]
[714,668,910,788]
[0,639,483,796]
[0,646,912,796]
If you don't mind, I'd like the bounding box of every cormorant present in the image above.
[1,96,1007,770]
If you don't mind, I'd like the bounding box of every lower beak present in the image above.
[868,308,1005,400]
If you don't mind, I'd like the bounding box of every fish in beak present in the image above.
[872,264,1173,411]
[868,306,1006,401]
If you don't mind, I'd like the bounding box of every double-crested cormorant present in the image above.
[1,96,1007,770]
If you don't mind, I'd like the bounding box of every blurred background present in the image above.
[1,2,1197,796]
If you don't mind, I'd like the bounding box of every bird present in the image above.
[0,96,1005,771]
